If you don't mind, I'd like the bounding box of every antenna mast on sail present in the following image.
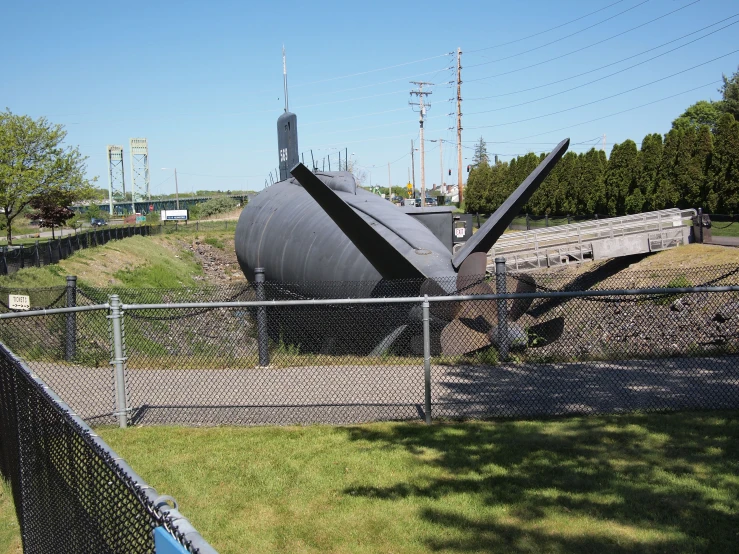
[283,45,289,113]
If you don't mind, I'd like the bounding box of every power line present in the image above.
[467,0,651,66]
[301,108,408,127]
[466,48,739,119]
[308,113,447,138]
[466,13,739,100]
[467,0,628,53]
[177,171,266,179]
[467,0,701,81]
[303,67,452,98]
[291,53,453,88]
[295,89,408,109]
[495,80,721,142]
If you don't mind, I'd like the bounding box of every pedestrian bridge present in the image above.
[485,208,696,272]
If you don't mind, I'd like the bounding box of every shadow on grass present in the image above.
[342,412,739,553]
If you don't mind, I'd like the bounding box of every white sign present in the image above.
[454,227,466,238]
[8,294,30,311]
[161,210,188,221]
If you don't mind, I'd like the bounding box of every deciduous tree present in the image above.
[25,189,75,239]
[0,110,94,243]
[671,100,723,133]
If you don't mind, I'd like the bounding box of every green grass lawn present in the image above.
[0,481,20,554]
[2,412,737,553]
[709,222,739,237]
[95,412,739,553]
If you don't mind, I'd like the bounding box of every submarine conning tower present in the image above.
[277,111,299,181]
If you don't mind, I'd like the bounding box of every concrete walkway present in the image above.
[29,356,739,426]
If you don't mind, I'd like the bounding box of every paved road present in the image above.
[29,356,739,426]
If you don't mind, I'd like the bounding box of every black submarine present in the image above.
[235,86,569,356]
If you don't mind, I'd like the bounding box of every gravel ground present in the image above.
[28,356,739,426]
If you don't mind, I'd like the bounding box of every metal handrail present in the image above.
[492,209,695,255]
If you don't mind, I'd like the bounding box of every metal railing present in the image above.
[488,208,696,270]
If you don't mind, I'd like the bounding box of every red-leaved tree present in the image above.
[25,189,75,239]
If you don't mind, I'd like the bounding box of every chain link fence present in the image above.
[1,261,738,427]
[2,262,738,551]
[0,224,155,276]
[0,342,216,553]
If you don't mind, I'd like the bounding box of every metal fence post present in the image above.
[254,268,270,367]
[698,207,704,244]
[495,257,509,361]
[18,245,24,269]
[34,240,40,267]
[422,295,432,425]
[0,246,6,276]
[109,294,129,428]
[65,276,77,361]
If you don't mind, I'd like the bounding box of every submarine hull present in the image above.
[234,173,455,354]
[235,173,456,298]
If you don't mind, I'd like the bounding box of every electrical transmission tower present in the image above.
[129,138,150,211]
[106,145,125,215]
[409,81,433,206]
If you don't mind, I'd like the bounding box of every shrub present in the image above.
[198,197,238,219]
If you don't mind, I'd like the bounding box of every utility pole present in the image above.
[387,162,391,194]
[410,81,433,206]
[456,47,464,206]
[411,139,416,199]
[439,138,444,195]
[602,133,607,152]
[174,168,180,210]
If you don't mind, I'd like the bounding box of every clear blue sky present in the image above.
[2,0,737,197]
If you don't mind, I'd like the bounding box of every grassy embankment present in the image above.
[0,230,236,289]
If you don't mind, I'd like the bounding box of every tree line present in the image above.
[465,68,739,217]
